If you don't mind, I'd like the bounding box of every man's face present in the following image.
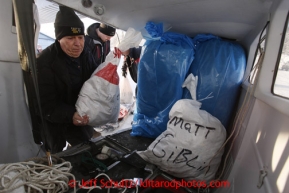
[59,35,84,58]
[97,29,114,42]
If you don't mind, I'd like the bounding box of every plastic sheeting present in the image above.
[131,22,195,138]
[183,38,246,128]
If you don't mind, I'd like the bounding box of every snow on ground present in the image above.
[274,70,289,97]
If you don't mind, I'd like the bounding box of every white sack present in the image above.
[138,73,226,182]
[76,28,143,127]
[117,28,143,52]
[119,71,133,104]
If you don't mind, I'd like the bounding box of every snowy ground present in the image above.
[274,70,289,98]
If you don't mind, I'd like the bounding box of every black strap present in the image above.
[22,70,42,144]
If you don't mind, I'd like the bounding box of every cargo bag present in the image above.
[183,37,246,128]
[138,74,226,182]
[76,28,143,127]
[131,22,195,138]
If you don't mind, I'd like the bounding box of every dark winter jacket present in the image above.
[122,46,142,83]
[85,23,111,66]
[36,40,97,152]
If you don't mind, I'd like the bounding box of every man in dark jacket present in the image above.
[85,23,116,66]
[36,6,98,153]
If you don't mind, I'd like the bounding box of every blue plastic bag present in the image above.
[131,22,195,138]
[183,38,246,128]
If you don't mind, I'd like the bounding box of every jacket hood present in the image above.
[86,23,101,41]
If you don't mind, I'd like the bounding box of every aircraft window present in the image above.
[249,22,268,84]
[273,14,289,99]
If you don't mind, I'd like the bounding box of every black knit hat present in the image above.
[54,6,84,40]
[99,23,116,36]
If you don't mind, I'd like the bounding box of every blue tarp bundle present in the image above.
[183,38,246,128]
[131,22,195,138]
[131,22,246,138]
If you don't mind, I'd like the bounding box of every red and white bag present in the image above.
[76,28,142,127]
[119,71,133,104]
